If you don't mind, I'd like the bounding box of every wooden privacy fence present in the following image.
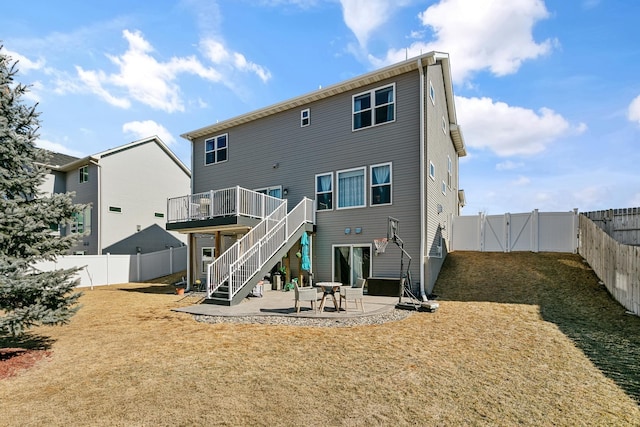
[582,208,640,246]
[579,214,640,316]
[33,246,187,288]
[451,210,579,253]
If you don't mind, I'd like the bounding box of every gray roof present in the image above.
[45,151,80,167]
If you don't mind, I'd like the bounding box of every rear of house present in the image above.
[169,51,466,304]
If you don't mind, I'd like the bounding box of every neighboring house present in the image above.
[43,136,191,255]
[168,51,466,305]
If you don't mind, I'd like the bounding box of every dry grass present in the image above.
[1,252,639,426]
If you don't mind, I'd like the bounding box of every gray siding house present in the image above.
[168,52,466,305]
[44,136,191,255]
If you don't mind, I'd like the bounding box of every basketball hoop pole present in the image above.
[388,216,412,304]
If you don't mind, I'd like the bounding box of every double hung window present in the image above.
[301,109,310,127]
[205,134,228,165]
[353,84,395,130]
[337,167,365,209]
[370,163,391,206]
[316,173,333,211]
[79,166,89,183]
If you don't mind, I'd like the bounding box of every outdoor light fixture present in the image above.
[283,188,288,196]
[272,163,279,169]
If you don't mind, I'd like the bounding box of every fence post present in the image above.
[169,247,174,274]
[136,252,141,282]
[106,252,110,285]
[531,209,539,253]
[504,213,511,253]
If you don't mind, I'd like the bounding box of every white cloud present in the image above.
[627,94,640,124]
[3,48,45,72]
[512,175,531,186]
[36,138,84,157]
[339,0,400,47]
[456,96,586,157]
[200,39,271,83]
[122,120,176,145]
[371,0,555,83]
[496,160,524,171]
[66,29,269,113]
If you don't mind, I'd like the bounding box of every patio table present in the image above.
[316,282,343,312]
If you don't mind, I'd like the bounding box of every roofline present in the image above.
[181,51,466,154]
[55,136,191,177]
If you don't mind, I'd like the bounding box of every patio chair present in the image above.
[339,278,365,313]
[294,281,319,313]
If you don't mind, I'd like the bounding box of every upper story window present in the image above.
[447,156,452,188]
[205,134,228,165]
[353,83,395,130]
[316,173,333,211]
[442,116,447,134]
[429,81,435,105]
[79,166,89,183]
[429,161,435,180]
[442,180,447,196]
[337,167,365,209]
[370,163,392,206]
[301,108,310,127]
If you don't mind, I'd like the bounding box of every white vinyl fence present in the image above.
[32,246,187,288]
[452,209,579,253]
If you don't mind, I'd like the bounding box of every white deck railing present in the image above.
[167,186,283,223]
[207,197,314,300]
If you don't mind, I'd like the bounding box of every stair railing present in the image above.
[208,197,314,300]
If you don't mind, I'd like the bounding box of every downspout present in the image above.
[418,58,428,301]
[89,159,102,255]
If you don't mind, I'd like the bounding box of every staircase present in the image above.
[205,196,315,305]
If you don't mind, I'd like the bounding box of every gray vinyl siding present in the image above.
[66,163,99,254]
[424,64,460,293]
[191,72,425,284]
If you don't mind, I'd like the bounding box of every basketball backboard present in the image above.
[387,216,399,241]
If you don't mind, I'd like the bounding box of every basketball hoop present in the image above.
[374,238,388,255]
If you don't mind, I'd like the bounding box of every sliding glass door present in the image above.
[333,244,371,286]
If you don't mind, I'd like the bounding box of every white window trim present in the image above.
[352,83,396,131]
[315,172,334,211]
[79,165,89,184]
[204,133,229,166]
[301,108,310,127]
[447,156,452,189]
[336,166,366,210]
[429,161,436,181]
[442,180,447,196]
[370,162,392,207]
[442,116,447,134]
[429,81,435,105]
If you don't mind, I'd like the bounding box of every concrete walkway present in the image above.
[174,287,400,319]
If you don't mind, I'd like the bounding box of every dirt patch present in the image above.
[0,348,50,380]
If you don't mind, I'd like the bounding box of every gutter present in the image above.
[418,58,428,301]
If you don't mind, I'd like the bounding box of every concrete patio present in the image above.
[173,286,400,319]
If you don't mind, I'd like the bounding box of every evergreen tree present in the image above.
[0,45,84,337]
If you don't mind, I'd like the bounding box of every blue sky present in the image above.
[2,0,639,214]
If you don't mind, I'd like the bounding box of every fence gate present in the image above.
[452,209,578,253]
